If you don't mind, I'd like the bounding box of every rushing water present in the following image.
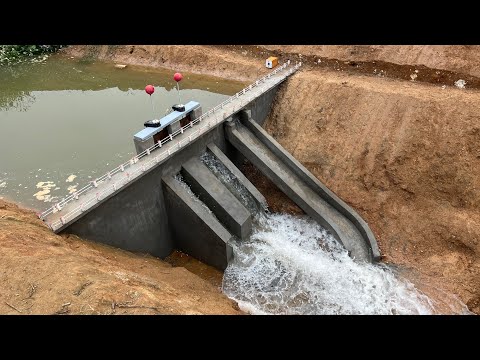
[223,213,434,315]
[197,151,471,315]
[0,54,244,210]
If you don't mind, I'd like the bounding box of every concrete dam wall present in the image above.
[63,111,380,268]
[43,65,380,269]
[63,88,281,270]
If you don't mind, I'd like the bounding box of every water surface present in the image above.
[0,54,244,209]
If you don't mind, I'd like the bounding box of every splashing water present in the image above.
[174,173,215,216]
[200,152,267,214]
[185,151,470,315]
[222,213,438,315]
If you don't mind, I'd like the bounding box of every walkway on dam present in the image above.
[40,62,301,232]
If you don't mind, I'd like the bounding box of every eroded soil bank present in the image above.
[0,199,241,315]
[263,69,480,313]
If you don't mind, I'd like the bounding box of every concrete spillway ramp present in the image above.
[204,143,268,215]
[225,112,381,263]
[162,176,233,270]
[181,157,252,240]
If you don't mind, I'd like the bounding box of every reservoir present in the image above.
[0,54,244,210]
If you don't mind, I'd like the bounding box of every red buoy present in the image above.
[145,84,155,95]
[174,73,183,82]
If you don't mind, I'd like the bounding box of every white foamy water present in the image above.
[222,213,439,315]
[174,173,214,216]
[182,152,471,315]
[201,152,265,214]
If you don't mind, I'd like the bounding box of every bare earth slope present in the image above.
[264,70,480,312]
[261,45,480,79]
[62,45,269,82]
[63,45,480,88]
[0,200,242,315]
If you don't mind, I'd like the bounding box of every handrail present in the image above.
[40,61,301,225]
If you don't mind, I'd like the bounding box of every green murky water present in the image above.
[0,54,244,210]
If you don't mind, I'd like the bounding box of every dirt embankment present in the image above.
[264,69,480,313]
[63,45,480,89]
[62,45,270,83]
[0,199,241,315]
[262,45,480,78]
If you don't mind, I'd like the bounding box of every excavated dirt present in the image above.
[260,45,480,79]
[8,45,480,314]
[62,45,480,89]
[256,45,480,88]
[61,45,270,83]
[264,69,480,313]
[0,199,242,315]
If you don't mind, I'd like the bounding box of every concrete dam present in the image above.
[39,62,380,270]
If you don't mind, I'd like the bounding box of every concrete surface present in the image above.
[225,113,376,262]
[246,86,279,126]
[181,157,252,240]
[162,176,233,270]
[206,143,267,213]
[240,111,381,261]
[66,162,174,258]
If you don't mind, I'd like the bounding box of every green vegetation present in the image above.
[0,45,64,65]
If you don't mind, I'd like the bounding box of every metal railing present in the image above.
[40,61,302,229]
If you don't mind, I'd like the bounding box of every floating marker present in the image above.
[145,84,156,120]
[174,72,183,106]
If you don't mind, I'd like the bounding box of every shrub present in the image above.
[0,45,64,65]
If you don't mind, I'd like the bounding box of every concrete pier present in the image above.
[162,176,233,270]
